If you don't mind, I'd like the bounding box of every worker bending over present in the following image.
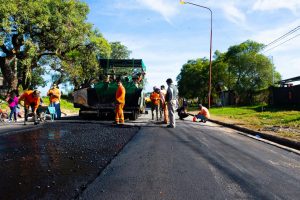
[19,90,41,125]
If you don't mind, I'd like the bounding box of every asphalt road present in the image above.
[81,115,300,200]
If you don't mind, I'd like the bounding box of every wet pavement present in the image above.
[0,122,139,199]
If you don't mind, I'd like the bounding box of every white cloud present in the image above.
[252,0,300,13]
[135,0,179,23]
[220,3,246,25]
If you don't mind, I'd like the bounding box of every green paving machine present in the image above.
[73,59,146,120]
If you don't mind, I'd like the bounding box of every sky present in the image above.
[83,0,300,91]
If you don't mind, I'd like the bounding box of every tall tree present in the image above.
[61,29,111,89]
[0,0,92,90]
[109,41,131,59]
[225,40,280,103]
[177,58,209,102]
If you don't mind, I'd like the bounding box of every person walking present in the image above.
[19,90,41,125]
[193,104,210,122]
[47,83,61,119]
[7,91,19,122]
[150,86,160,121]
[115,77,126,125]
[165,78,178,128]
[160,85,168,124]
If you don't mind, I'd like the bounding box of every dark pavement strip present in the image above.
[81,119,300,200]
[208,118,300,153]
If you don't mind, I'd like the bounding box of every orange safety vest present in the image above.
[19,90,40,111]
[116,83,126,104]
[47,88,61,103]
[150,92,160,105]
[198,107,210,118]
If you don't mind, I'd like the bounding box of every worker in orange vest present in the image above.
[47,83,61,119]
[193,104,210,123]
[160,85,168,124]
[150,86,161,121]
[115,77,126,124]
[19,89,41,125]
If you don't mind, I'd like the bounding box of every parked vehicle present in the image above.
[73,59,147,120]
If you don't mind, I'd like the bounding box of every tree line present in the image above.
[0,0,131,92]
[176,40,281,105]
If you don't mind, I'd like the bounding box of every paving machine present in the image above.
[73,59,146,120]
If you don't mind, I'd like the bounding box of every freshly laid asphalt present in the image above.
[81,115,300,200]
[0,114,300,199]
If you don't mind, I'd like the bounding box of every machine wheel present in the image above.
[129,111,138,120]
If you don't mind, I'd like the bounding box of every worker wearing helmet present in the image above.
[115,77,126,124]
[19,89,41,125]
[150,86,160,121]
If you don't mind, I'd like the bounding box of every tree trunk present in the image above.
[0,55,18,92]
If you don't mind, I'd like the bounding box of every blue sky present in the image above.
[83,0,300,91]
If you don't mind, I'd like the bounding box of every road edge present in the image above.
[209,119,300,155]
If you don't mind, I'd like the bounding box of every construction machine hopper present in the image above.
[73,59,146,120]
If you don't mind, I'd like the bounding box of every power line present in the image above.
[263,33,300,53]
[262,25,300,50]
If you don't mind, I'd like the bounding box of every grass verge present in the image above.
[189,105,300,142]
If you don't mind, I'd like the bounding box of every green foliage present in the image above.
[177,59,209,101]
[62,29,111,88]
[225,40,280,104]
[177,40,282,105]
[0,0,112,91]
[110,41,131,59]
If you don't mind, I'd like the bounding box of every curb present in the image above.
[209,119,300,155]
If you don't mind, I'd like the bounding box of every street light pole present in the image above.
[180,0,213,109]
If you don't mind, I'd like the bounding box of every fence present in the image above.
[270,85,300,106]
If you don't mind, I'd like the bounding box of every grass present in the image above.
[42,97,79,115]
[189,105,300,141]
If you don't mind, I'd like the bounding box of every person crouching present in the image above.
[193,104,210,123]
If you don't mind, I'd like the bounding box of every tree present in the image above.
[177,40,281,105]
[109,41,131,59]
[0,0,92,91]
[177,58,209,102]
[225,40,280,104]
[60,29,111,89]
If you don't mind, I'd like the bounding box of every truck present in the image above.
[73,59,146,120]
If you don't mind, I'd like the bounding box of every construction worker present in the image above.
[19,89,41,125]
[160,85,168,124]
[115,77,126,124]
[150,86,160,120]
[177,98,189,120]
[47,83,61,119]
[193,104,210,123]
[165,78,178,128]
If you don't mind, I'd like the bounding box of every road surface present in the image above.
[81,115,300,200]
